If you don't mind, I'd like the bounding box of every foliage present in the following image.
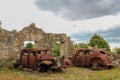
[25,42,34,48]
[53,42,61,57]
[73,43,78,48]
[113,47,120,54]
[89,34,110,51]
[78,43,88,48]
[73,43,88,49]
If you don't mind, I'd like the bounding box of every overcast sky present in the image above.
[0,0,120,49]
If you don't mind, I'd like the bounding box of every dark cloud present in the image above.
[71,26,120,43]
[35,0,120,20]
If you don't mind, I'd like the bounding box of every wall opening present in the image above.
[53,41,61,57]
[24,41,35,48]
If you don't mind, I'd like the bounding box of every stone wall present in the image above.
[0,23,73,67]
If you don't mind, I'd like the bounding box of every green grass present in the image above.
[0,67,120,80]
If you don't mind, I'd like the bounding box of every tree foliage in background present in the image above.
[53,42,61,57]
[73,43,88,49]
[25,42,34,48]
[89,34,110,51]
[113,47,120,54]
[78,43,88,48]
[73,43,78,48]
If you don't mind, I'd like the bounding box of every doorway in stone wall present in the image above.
[53,42,62,57]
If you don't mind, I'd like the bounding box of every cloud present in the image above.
[100,27,120,43]
[71,26,120,43]
[35,0,120,20]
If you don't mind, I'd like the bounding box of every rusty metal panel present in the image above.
[39,54,53,60]
[29,56,36,65]
[21,55,28,66]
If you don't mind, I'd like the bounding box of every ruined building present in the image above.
[0,23,73,59]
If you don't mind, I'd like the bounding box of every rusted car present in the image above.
[61,48,114,69]
[71,48,114,69]
[15,48,65,72]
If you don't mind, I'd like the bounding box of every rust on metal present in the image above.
[61,48,114,70]
[60,56,73,67]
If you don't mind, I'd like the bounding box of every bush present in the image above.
[25,42,34,48]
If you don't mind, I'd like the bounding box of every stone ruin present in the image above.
[0,23,73,67]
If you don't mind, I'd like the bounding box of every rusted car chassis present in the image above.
[15,48,66,72]
[61,49,114,70]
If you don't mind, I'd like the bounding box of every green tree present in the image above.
[25,42,34,48]
[89,34,110,51]
[53,42,61,57]
[73,43,88,49]
[78,43,88,48]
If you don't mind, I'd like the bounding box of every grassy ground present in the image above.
[0,67,120,80]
